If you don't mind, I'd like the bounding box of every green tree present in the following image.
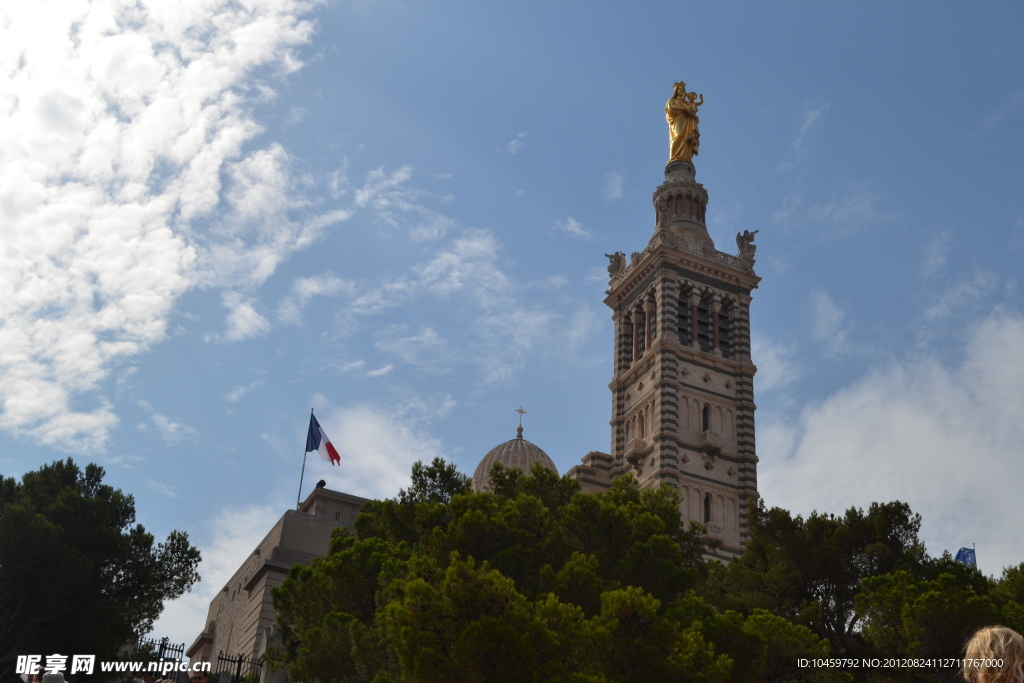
[855,568,1024,682]
[586,587,732,683]
[401,457,472,505]
[272,531,410,682]
[993,561,1024,605]
[275,460,760,681]
[719,500,926,656]
[0,459,200,677]
[742,610,849,682]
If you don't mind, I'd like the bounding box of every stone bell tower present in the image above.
[568,85,761,561]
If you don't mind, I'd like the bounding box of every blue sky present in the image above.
[2,0,1023,645]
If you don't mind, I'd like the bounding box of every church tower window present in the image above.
[634,305,646,356]
[696,297,712,352]
[644,293,657,346]
[678,291,690,344]
[718,304,732,359]
[622,312,634,365]
[703,492,712,523]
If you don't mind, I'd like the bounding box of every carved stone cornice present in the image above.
[606,243,760,312]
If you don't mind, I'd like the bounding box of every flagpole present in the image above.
[297,408,312,511]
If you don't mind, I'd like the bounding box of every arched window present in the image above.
[703,492,712,523]
[702,404,710,432]
[677,292,690,343]
[635,305,646,356]
[696,297,712,352]
[645,293,657,344]
[622,313,634,365]
[718,304,732,358]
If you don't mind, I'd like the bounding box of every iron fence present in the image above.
[137,637,185,663]
[214,652,263,683]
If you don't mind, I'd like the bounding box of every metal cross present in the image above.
[516,405,527,427]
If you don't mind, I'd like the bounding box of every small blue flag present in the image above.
[954,547,976,568]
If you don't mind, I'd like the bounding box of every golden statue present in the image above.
[666,81,703,163]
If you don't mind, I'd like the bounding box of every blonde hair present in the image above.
[963,626,1024,683]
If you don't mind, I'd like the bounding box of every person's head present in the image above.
[143,673,155,683]
[190,671,208,683]
[964,626,1024,683]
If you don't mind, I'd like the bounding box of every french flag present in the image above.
[305,413,341,466]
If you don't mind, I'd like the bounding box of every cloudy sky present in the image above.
[2,0,1023,646]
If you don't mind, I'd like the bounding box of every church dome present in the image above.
[473,424,557,492]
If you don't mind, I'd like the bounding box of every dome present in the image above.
[473,425,558,492]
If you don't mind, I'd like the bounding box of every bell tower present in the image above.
[568,85,761,561]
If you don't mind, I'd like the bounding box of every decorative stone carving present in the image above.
[736,230,759,271]
[736,229,758,256]
[699,430,720,455]
[605,251,625,278]
[625,436,653,458]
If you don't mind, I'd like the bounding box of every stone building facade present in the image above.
[567,160,761,561]
[186,488,368,674]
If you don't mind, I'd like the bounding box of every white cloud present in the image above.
[603,171,624,201]
[153,414,199,446]
[327,162,350,199]
[810,290,850,356]
[335,360,366,373]
[751,333,802,394]
[919,229,952,279]
[283,106,306,127]
[977,90,1024,134]
[553,217,592,240]
[350,165,453,241]
[501,132,529,155]
[0,0,327,451]
[146,478,179,499]
[224,380,266,403]
[778,102,828,173]
[564,307,602,354]
[922,271,998,322]
[760,311,1024,575]
[412,229,510,306]
[474,308,559,383]
[314,402,449,500]
[772,183,902,236]
[152,503,283,646]
[137,399,198,445]
[366,364,394,378]
[277,273,354,325]
[354,165,414,208]
[376,326,444,367]
[409,213,456,242]
[207,292,272,343]
[532,275,570,290]
[316,230,506,332]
